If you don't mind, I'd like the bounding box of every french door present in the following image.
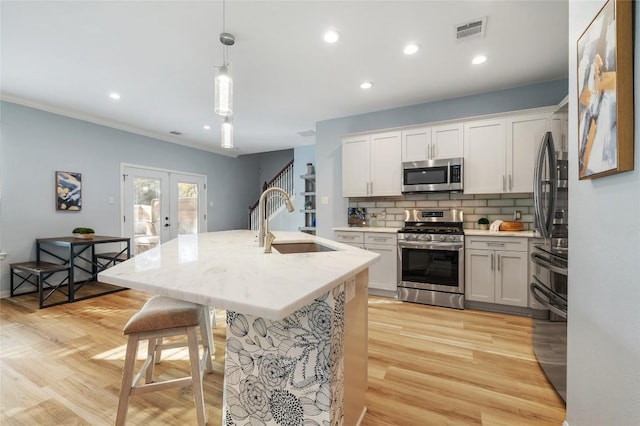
[122,165,206,255]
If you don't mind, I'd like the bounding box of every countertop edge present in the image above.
[333,227,400,233]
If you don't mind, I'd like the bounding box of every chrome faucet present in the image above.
[258,187,295,251]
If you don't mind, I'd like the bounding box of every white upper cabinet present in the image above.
[342,135,371,197]
[549,111,569,154]
[464,113,549,194]
[506,113,550,193]
[464,118,506,194]
[342,131,401,197]
[401,123,463,162]
[401,127,431,162]
[431,123,464,160]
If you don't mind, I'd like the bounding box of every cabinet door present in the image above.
[401,127,430,162]
[463,119,506,194]
[465,248,494,302]
[370,132,402,196]
[494,250,528,307]
[342,135,371,197]
[506,113,549,193]
[366,243,398,292]
[432,123,463,159]
[550,112,568,154]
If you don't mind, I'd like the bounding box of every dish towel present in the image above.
[490,220,504,232]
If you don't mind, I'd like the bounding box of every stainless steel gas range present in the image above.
[397,209,464,309]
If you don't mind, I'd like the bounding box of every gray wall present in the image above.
[257,149,294,191]
[315,79,568,238]
[0,101,261,294]
[566,2,640,425]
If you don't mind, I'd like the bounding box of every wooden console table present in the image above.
[36,235,131,303]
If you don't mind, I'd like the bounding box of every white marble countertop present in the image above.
[464,229,536,238]
[98,230,379,320]
[333,227,400,233]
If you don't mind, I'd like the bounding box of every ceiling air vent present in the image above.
[456,17,487,41]
[169,130,182,136]
[297,130,316,137]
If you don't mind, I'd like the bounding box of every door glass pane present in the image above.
[177,182,198,234]
[133,177,161,254]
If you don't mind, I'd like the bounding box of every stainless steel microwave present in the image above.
[402,158,463,193]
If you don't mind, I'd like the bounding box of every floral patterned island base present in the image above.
[223,282,346,426]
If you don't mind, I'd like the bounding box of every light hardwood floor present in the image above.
[0,289,566,425]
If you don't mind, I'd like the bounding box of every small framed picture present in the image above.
[56,171,82,211]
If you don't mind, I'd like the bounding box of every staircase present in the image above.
[248,160,295,230]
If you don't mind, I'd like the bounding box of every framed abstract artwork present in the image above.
[56,171,82,211]
[576,0,633,179]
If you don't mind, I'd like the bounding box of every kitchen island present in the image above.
[98,230,379,426]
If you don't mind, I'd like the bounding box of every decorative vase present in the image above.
[479,224,489,230]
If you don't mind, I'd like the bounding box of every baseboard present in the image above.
[563,420,569,426]
[0,290,10,299]
[464,300,546,318]
[367,288,397,298]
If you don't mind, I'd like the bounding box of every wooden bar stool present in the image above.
[116,296,214,426]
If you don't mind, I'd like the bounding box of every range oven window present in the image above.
[404,167,448,186]
[401,247,459,287]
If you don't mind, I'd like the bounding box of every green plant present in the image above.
[72,227,95,234]
[477,217,490,225]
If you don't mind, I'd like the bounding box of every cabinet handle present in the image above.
[497,254,501,271]
[509,175,512,190]
[486,242,505,247]
[491,253,494,270]
[502,175,506,191]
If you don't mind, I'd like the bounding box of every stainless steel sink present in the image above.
[272,242,336,254]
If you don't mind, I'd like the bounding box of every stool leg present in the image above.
[200,307,214,373]
[154,337,164,364]
[116,334,140,426]
[187,327,206,426]
[146,337,159,383]
[37,272,44,309]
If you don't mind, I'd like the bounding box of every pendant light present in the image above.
[221,116,233,149]
[215,0,235,148]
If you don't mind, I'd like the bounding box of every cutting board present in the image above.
[499,221,524,232]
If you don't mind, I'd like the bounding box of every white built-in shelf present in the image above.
[301,192,316,196]
[301,209,316,213]
[300,174,316,180]
[300,226,316,232]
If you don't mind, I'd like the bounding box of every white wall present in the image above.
[566,2,640,424]
[0,101,261,295]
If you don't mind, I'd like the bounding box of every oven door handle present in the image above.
[530,252,568,275]
[398,241,463,251]
[530,278,567,319]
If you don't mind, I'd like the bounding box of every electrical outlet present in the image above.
[514,210,521,220]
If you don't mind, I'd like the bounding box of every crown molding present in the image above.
[0,94,240,158]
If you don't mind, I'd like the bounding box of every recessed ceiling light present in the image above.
[323,30,341,43]
[403,44,420,55]
[203,125,211,130]
[109,92,121,100]
[472,55,487,65]
[360,81,373,90]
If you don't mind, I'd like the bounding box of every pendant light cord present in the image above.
[222,0,228,66]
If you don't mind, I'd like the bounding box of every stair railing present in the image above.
[248,159,295,230]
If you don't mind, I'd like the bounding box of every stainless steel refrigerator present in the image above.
[531,131,568,402]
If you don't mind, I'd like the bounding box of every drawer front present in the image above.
[365,232,397,245]
[335,231,364,244]
[465,236,527,252]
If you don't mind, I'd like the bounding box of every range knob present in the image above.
[439,235,447,242]
[449,235,457,241]
[422,234,432,241]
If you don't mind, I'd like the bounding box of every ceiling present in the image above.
[1,1,568,158]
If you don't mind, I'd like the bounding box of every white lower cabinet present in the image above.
[465,236,528,307]
[335,231,398,294]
